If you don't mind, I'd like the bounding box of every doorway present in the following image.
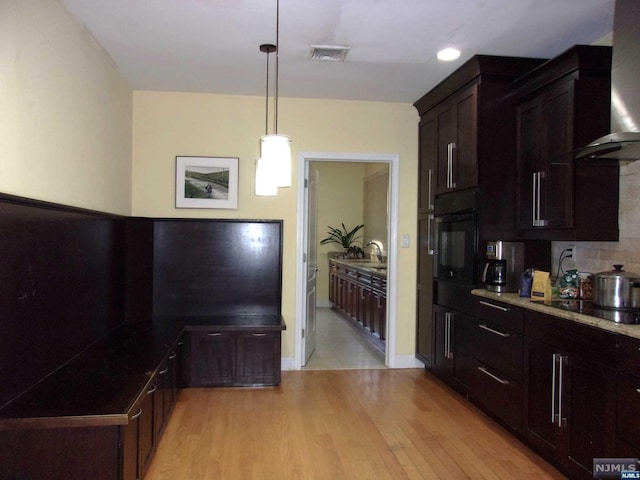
[294,152,400,370]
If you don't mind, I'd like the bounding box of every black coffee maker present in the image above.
[482,241,524,293]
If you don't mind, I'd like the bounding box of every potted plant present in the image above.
[320,223,365,258]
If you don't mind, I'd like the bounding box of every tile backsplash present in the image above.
[552,161,640,276]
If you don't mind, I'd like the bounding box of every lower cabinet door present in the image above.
[236,331,281,386]
[523,337,566,462]
[188,331,235,386]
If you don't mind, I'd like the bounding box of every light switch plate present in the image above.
[401,234,410,248]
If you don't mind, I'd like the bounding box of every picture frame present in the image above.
[175,156,239,209]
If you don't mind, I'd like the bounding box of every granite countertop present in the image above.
[472,289,640,340]
[330,258,387,277]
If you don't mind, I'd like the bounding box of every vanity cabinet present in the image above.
[185,328,282,387]
[514,45,619,241]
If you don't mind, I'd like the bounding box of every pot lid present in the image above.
[595,264,640,280]
[575,132,640,162]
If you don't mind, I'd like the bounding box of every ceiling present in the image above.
[59,0,615,104]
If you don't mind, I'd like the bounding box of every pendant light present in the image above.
[255,0,291,196]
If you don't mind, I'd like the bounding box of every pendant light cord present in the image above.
[275,0,279,134]
[265,50,270,136]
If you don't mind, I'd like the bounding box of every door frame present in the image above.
[294,151,400,370]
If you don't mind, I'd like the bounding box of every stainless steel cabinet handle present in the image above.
[478,324,511,338]
[428,169,434,210]
[477,366,510,385]
[427,214,434,256]
[207,332,223,336]
[445,312,454,359]
[146,384,157,395]
[130,408,142,420]
[551,353,558,423]
[168,352,177,360]
[636,388,640,394]
[532,172,538,226]
[158,367,168,375]
[447,144,453,189]
[479,300,510,312]
[251,332,267,337]
[450,142,457,188]
[557,355,567,427]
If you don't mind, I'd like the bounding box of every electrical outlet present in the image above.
[567,245,575,257]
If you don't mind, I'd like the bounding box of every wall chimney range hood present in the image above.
[576,0,640,163]
[576,132,640,162]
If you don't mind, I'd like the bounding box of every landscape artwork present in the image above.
[175,156,238,209]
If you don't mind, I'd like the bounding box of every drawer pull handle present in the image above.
[477,366,510,385]
[478,324,511,338]
[168,352,177,360]
[207,332,223,336]
[637,389,640,394]
[146,384,157,395]
[130,408,143,420]
[251,333,268,337]
[158,367,168,375]
[479,300,510,312]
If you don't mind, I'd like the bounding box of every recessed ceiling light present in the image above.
[437,48,461,61]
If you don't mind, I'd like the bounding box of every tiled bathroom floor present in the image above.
[303,308,386,370]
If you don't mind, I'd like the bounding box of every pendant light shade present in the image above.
[254,0,291,196]
[255,157,278,196]
[261,134,291,187]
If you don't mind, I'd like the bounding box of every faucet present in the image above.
[365,241,383,263]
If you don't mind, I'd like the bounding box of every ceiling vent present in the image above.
[310,45,351,62]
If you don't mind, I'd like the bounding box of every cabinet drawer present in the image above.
[618,336,640,378]
[473,321,523,382]
[617,373,640,450]
[470,359,522,433]
[477,300,523,333]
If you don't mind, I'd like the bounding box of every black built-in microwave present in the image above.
[433,190,478,285]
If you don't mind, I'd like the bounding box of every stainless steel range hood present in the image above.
[576,132,640,161]
[576,0,640,162]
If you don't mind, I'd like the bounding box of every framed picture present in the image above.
[175,156,239,209]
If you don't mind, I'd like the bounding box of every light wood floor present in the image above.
[146,369,566,480]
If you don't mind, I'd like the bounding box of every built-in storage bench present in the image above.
[0,193,286,480]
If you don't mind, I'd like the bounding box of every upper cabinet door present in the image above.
[418,113,437,213]
[433,84,478,195]
[514,45,618,241]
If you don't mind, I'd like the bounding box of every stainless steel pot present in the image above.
[593,264,640,309]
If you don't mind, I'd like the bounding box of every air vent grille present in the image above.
[310,45,351,62]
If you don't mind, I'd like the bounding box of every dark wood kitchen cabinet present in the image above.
[470,300,524,433]
[185,328,282,387]
[616,336,640,457]
[515,45,619,241]
[422,84,478,195]
[431,304,474,393]
[523,310,618,479]
[414,55,546,241]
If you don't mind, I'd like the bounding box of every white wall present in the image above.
[0,0,132,214]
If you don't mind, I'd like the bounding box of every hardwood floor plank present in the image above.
[146,369,566,480]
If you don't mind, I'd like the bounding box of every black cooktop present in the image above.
[537,299,640,325]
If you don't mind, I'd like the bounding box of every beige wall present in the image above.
[132,91,419,360]
[1,0,132,214]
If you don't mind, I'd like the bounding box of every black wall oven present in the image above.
[434,190,478,285]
